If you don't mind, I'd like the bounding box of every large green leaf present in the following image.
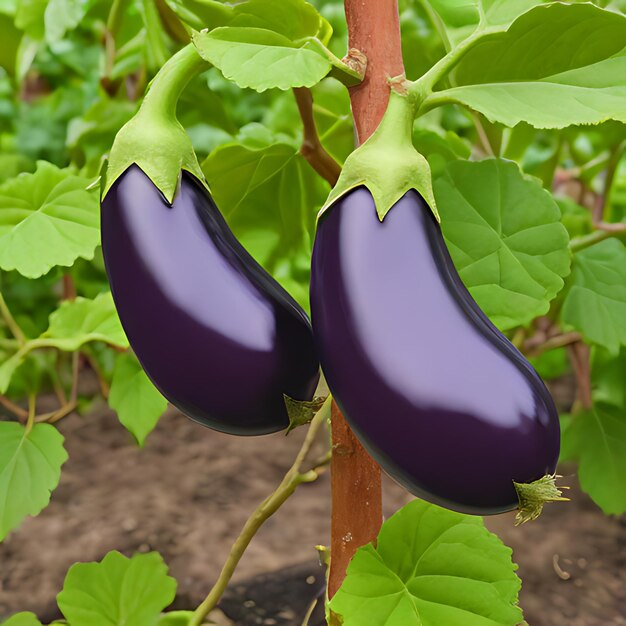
[57,551,177,626]
[192,27,331,92]
[0,422,67,541]
[561,239,626,354]
[429,3,626,129]
[434,158,571,329]
[0,162,99,278]
[562,403,626,514]
[592,347,626,408]
[109,352,168,446]
[330,499,522,626]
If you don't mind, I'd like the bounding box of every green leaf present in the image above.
[330,499,523,626]
[0,613,42,626]
[231,0,331,42]
[0,422,67,541]
[57,551,177,626]
[164,0,234,32]
[15,0,87,42]
[592,347,626,408]
[109,352,168,446]
[0,162,99,278]
[561,239,626,354]
[562,403,626,514]
[42,292,129,351]
[430,3,626,129]
[202,140,297,214]
[192,27,331,92]
[434,158,571,330]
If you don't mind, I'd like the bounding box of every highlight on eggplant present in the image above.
[310,186,563,517]
[102,165,320,435]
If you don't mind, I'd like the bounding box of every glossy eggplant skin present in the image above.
[310,187,560,514]
[102,165,319,435]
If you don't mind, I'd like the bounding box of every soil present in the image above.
[1,397,625,626]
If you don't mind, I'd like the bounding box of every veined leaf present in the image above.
[562,239,626,354]
[562,403,626,514]
[428,3,626,129]
[57,551,177,626]
[434,158,571,330]
[0,613,42,626]
[0,422,67,541]
[192,27,331,92]
[0,161,99,278]
[109,352,168,446]
[330,499,522,626]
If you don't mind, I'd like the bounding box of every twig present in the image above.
[189,399,332,626]
[0,394,28,419]
[592,221,626,233]
[593,141,626,223]
[36,352,80,424]
[524,331,582,357]
[567,342,592,411]
[471,112,495,157]
[293,87,341,186]
[26,393,35,434]
[83,349,111,399]
[0,292,26,346]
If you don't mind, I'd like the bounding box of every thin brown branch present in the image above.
[36,352,80,424]
[593,220,626,233]
[524,331,583,357]
[293,87,341,186]
[0,394,28,420]
[567,342,592,411]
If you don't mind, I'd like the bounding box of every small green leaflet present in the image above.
[329,499,522,626]
[0,422,68,541]
[157,612,195,626]
[284,394,328,433]
[109,352,168,446]
[15,0,87,42]
[592,347,626,409]
[193,27,331,92]
[0,161,99,278]
[561,239,626,354]
[0,613,42,626]
[429,3,626,129]
[561,403,626,515]
[57,551,177,626]
[0,292,128,393]
[428,0,544,29]
[434,158,571,330]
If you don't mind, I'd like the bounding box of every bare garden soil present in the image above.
[1,397,625,625]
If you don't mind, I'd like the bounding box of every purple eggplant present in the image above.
[102,165,320,435]
[310,187,560,514]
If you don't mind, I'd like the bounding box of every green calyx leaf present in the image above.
[101,44,209,203]
[284,394,329,434]
[513,474,569,526]
[321,89,438,222]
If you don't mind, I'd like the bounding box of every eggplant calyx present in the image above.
[514,474,570,525]
[319,89,438,222]
[101,44,209,204]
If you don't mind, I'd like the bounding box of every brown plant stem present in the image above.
[567,342,592,411]
[327,0,405,605]
[294,87,341,186]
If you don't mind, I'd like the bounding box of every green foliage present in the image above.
[434,158,571,329]
[0,422,67,541]
[561,403,626,514]
[330,499,523,626]
[109,352,168,446]
[0,162,100,278]
[56,551,177,625]
[562,239,626,354]
[430,3,626,129]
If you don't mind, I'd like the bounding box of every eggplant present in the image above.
[310,187,560,514]
[102,165,320,435]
